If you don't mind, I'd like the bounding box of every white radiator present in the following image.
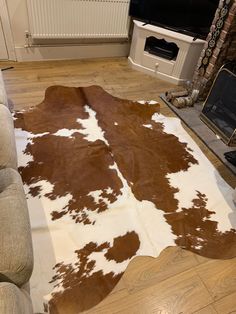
[26,0,130,39]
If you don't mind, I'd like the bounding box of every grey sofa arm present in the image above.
[0,168,33,287]
[0,104,17,170]
[0,71,8,108]
[0,282,33,314]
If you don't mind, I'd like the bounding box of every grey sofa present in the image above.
[0,72,34,314]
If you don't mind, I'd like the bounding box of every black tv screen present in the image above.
[129,0,219,39]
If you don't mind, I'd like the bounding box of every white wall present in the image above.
[0,19,8,59]
[5,0,129,61]
[7,0,28,47]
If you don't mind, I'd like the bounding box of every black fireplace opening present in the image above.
[144,36,179,60]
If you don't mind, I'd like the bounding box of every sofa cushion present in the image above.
[0,282,33,314]
[0,104,17,170]
[0,168,33,287]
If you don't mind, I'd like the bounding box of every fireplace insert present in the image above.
[200,63,236,146]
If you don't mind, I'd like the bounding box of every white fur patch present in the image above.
[76,105,108,145]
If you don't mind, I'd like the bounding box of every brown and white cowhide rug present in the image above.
[14,85,236,313]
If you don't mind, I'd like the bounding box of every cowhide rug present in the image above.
[14,85,236,313]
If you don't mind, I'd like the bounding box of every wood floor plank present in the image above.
[83,288,129,314]
[110,278,127,295]
[195,259,236,301]
[193,304,217,314]
[122,247,198,293]
[193,253,213,265]
[86,270,213,314]
[213,290,236,314]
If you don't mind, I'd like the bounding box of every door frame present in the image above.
[0,0,16,60]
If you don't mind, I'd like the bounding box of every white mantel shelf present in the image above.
[128,20,206,85]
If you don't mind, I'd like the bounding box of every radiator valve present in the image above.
[24,31,32,48]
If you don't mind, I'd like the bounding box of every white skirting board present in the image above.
[14,42,130,62]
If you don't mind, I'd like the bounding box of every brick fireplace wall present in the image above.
[192,0,236,100]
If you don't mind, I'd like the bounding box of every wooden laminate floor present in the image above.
[1,57,236,314]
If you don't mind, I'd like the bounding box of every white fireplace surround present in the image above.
[128,20,206,85]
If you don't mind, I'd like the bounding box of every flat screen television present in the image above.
[129,0,219,39]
